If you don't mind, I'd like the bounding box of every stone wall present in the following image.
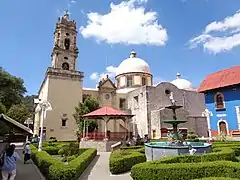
[80,140,118,152]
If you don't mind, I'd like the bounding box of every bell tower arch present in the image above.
[51,11,78,71]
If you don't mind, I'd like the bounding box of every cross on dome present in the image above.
[176,73,181,79]
[63,10,70,20]
[130,50,137,58]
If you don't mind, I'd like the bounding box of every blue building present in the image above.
[199,65,240,137]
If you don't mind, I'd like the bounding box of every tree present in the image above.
[22,95,38,119]
[7,103,31,124]
[73,96,100,134]
[0,68,27,110]
[0,102,6,114]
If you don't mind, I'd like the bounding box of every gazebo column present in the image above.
[103,116,110,140]
[127,117,131,139]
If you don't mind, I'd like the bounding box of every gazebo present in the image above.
[80,106,134,152]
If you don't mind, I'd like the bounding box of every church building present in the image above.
[34,12,208,141]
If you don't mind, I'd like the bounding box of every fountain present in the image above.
[144,91,212,161]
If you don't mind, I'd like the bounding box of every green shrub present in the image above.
[58,148,64,157]
[67,155,76,162]
[109,150,146,174]
[130,147,238,180]
[120,145,143,150]
[42,146,60,155]
[49,148,97,180]
[195,178,239,180]
[31,144,97,180]
[131,161,240,180]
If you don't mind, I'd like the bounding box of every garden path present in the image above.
[14,142,45,180]
[79,152,132,180]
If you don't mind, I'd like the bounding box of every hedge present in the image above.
[195,178,239,180]
[131,147,239,180]
[109,149,146,174]
[30,145,97,180]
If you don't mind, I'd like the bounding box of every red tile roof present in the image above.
[198,65,240,92]
[82,106,133,118]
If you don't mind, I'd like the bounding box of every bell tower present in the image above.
[34,11,84,141]
[51,11,78,71]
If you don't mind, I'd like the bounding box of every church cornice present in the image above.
[51,46,78,57]
[46,67,83,79]
[38,67,84,95]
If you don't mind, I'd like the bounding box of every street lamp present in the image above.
[34,98,52,151]
[24,118,33,143]
[202,109,213,139]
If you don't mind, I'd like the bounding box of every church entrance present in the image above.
[219,121,227,135]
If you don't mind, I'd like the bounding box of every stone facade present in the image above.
[126,82,208,138]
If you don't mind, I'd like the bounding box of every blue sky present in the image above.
[1,0,240,95]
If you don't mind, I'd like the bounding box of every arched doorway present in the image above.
[219,121,227,135]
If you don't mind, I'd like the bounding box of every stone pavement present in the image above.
[13,143,45,180]
[79,152,132,180]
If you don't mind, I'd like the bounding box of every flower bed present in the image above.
[109,149,146,174]
[131,147,239,180]
[30,144,96,180]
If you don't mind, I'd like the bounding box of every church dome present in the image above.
[116,51,151,76]
[171,73,195,91]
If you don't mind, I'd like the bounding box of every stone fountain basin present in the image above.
[145,142,212,161]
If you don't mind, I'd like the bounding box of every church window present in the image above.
[66,33,69,36]
[64,38,70,50]
[142,77,146,86]
[62,62,69,70]
[126,75,133,87]
[215,92,225,109]
[61,119,67,127]
[105,94,110,100]
[57,33,60,38]
[134,96,139,109]
[120,98,126,109]
[64,57,68,60]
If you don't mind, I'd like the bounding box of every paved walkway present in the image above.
[79,152,132,180]
[13,143,45,180]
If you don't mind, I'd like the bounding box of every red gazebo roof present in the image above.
[82,106,134,119]
[198,65,240,92]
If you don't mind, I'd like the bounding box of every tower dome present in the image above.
[171,73,195,91]
[115,51,151,76]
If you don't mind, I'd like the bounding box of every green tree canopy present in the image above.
[0,68,27,110]
[7,103,31,124]
[73,96,100,134]
[0,102,6,114]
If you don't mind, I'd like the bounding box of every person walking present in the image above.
[1,144,20,180]
[23,141,31,164]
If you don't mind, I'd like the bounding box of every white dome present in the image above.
[171,73,195,91]
[116,51,151,76]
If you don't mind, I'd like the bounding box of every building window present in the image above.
[126,76,133,87]
[62,62,69,70]
[142,77,146,86]
[120,98,126,109]
[64,57,68,60]
[62,119,67,127]
[64,38,70,50]
[134,96,139,109]
[215,92,225,109]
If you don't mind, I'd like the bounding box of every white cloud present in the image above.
[188,10,240,54]
[80,0,167,46]
[68,0,76,7]
[90,66,118,81]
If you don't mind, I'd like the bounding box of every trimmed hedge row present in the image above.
[30,145,97,180]
[131,147,239,180]
[109,149,146,174]
[195,178,239,180]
